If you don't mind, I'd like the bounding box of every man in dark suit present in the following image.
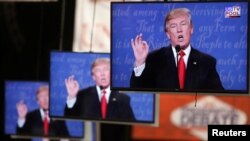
[64,58,135,121]
[130,8,224,91]
[16,85,69,140]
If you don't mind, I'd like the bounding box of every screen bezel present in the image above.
[4,80,85,140]
[110,1,249,95]
[49,51,159,126]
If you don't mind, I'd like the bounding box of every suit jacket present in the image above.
[64,86,136,121]
[130,45,224,91]
[16,109,69,138]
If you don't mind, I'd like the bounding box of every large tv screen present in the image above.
[111,1,249,94]
[4,81,84,140]
[50,51,158,126]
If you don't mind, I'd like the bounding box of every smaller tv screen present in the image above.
[111,1,249,94]
[50,51,158,125]
[4,81,84,140]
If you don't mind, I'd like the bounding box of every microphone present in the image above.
[175,45,181,64]
[175,45,181,53]
[100,86,105,90]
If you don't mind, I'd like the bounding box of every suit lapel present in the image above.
[33,110,45,135]
[36,110,43,124]
[161,47,179,87]
[84,87,102,118]
[185,48,199,89]
[92,88,102,116]
[167,47,178,75]
[106,91,117,118]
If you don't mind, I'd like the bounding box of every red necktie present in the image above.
[44,111,49,135]
[101,90,107,119]
[178,50,186,89]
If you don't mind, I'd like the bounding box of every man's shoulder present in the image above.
[77,86,97,97]
[149,46,171,55]
[26,109,40,118]
[78,86,96,92]
[147,46,172,60]
[112,91,130,100]
[191,47,216,61]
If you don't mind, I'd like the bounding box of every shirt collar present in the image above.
[39,108,50,121]
[171,44,191,66]
[96,85,111,103]
[171,44,191,56]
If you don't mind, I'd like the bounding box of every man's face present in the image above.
[166,15,193,49]
[37,89,49,110]
[92,63,110,88]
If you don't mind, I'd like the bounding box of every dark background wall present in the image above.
[0,0,131,141]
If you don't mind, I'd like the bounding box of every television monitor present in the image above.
[49,51,158,126]
[11,122,97,141]
[111,1,249,94]
[4,81,85,140]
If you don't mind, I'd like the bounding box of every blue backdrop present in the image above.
[111,2,248,92]
[50,51,155,123]
[4,81,84,139]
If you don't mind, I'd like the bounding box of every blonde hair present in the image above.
[36,85,48,100]
[164,8,192,32]
[91,58,110,75]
